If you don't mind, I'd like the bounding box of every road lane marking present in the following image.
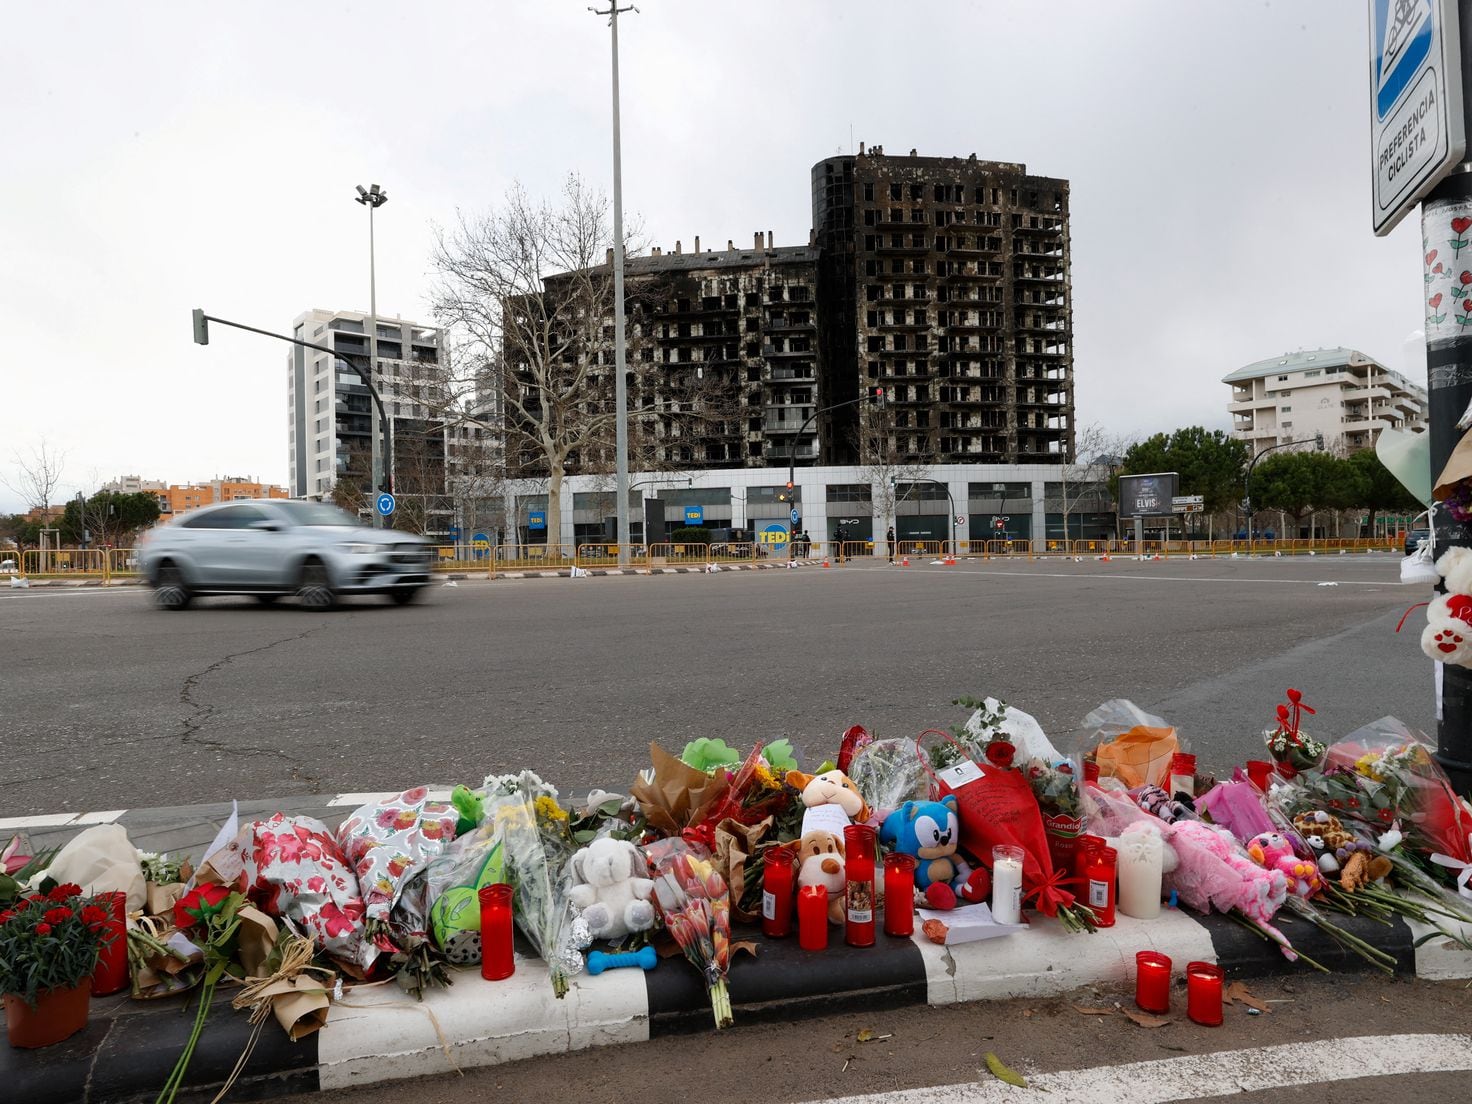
[817,1032,1472,1104]
[931,567,1400,586]
[0,809,126,831]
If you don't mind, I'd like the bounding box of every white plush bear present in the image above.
[568,838,656,941]
[1423,548,1472,667]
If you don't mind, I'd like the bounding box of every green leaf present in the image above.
[985,1052,1028,1088]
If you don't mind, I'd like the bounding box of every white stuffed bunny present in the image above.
[568,838,656,941]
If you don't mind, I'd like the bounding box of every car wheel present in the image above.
[296,561,336,610]
[388,587,421,606]
[154,563,192,611]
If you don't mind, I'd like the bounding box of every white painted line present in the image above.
[817,1033,1472,1104]
[0,813,83,830]
[950,567,1399,587]
[71,809,126,825]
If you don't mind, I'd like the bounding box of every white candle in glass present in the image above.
[1117,830,1163,919]
[991,845,1024,925]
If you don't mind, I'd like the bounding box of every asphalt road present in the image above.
[0,555,1432,817]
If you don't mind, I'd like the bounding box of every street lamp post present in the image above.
[786,394,874,558]
[1242,433,1323,544]
[898,477,957,550]
[355,183,389,527]
[591,4,637,565]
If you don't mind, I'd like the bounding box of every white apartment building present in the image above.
[100,475,166,495]
[286,309,449,501]
[1224,347,1426,452]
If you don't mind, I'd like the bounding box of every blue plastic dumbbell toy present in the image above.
[586,945,658,975]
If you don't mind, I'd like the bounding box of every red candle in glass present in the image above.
[1186,961,1224,1025]
[762,848,796,938]
[797,885,828,951]
[843,824,877,947]
[479,883,515,981]
[1083,845,1117,927]
[883,853,917,937]
[1135,950,1171,1014]
[1072,834,1106,884]
[1246,760,1273,791]
[90,891,129,996]
[1083,760,1100,784]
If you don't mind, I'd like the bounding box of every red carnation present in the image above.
[983,741,1016,769]
[80,905,109,929]
[0,911,13,925]
[48,883,82,902]
[34,922,52,936]
[43,906,73,925]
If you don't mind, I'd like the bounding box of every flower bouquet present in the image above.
[0,883,116,1047]
[644,837,734,1028]
[482,771,590,998]
[139,851,193,918]
[848,736,933,822]
[1024,756,1088,874]
[1263,689,1326,775]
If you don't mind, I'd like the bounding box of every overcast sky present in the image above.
[0,1,1428,511]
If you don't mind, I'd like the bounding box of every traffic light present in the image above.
[778,480,794,503]
[192,308,209,346]
[867,385,886,405]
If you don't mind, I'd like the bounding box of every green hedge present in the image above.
[669,526,709,544]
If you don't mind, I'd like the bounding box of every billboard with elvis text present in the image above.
[1116,472,1179,519]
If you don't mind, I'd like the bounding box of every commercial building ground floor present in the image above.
[494,463,1113,556]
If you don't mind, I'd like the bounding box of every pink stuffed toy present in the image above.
[1247,831,1321,899]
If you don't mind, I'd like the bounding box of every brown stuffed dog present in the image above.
[795,829,847,923]
[786,769,871,823]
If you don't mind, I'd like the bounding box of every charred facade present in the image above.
[813,146,1073,465]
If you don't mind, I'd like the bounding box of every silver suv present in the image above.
[138,499,433,610]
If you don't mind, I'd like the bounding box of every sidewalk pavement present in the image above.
[6,803,1470,1103]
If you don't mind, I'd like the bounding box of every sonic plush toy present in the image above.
[880,795,990,910]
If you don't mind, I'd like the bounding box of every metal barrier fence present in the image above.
[489,544,578,575]
[108,548,141,576]
[982,539,1035,559]
[21,549,110,577]
[577,543,654,568]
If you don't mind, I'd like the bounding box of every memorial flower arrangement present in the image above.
[0,883,113,1008]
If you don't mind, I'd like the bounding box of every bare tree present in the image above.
[3,439,67,518]
[431,175,630,551]
[1058,422,1125,542]
[853,401,933,537]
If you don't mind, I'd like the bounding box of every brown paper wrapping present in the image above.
[252,976,333,1041]
[630,742,731,835]
[146,882,187,917]
[235,906,281,976]
[1092,725,1179,790]
[712,817,772,923]
[1435,428,1472,500]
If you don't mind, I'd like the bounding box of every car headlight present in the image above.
[341,543,377,555]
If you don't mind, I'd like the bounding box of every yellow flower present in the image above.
[1354,752,1385,782]
[752,760,777,790]
[534,795,569,824]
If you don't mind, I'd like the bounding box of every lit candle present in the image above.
[1084,845,1117,927]
[1134,950,1171,1014]
[883,853,917,937]
[761,848,796,938]
[1246,760,1273,791]
[991,844,1024,925]
[1186,961,1224,1025]
[844,824,877,948]
[798,885,829,951]
[90,891,129,996]
[1117,831,1163,920]
[1169,753,1197,800]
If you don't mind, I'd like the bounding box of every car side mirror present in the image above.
[247,519,282,532]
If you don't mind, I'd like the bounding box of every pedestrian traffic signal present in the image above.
[867,386,886,405]
[192,308,209,346]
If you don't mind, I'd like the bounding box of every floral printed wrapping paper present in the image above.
[334,787,460,931]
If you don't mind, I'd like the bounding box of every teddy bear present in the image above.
[879,796,990,910]
[786,768,871,824]
[1422,547,1472,666]
[568,838,656,941]
[1246,831,1322,899]
[795,829,848,923]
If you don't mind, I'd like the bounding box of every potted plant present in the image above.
[0,882,115,1048]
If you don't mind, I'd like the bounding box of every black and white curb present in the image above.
[6,907,1468,1103]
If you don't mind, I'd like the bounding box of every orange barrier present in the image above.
[577,543,654,568]
[490,544,578,576]
[983,539,1034,560]
[21,548,109,577]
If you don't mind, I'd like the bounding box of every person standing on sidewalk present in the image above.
[834,524,846,563]
[886,525,896,564]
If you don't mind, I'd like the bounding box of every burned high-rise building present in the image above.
[812,146,1073,466]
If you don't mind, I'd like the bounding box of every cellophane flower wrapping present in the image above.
[644,837,734,1028]
[482,772,589,997]
[849,737,932,822]
[239,814,371,970]
[1284,718,1472,880]
[1076,699,1179,790]
[422,822,506,965]
[1024,756,1088,875]
[335,786,459,935]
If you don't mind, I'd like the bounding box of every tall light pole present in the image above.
[1242,432,1323,544]
[356,183,389,527]
[591,4,636,563]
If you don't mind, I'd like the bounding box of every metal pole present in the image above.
[1424,169,1472,795]
[594,3,636,565]
[369,201,384,526]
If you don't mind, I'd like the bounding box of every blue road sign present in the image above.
[684,505,704,525]
[790,507,800,524]
[1369,0,1465,234]
[528,510,546,530]
[375,492,396,516]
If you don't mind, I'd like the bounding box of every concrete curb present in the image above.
[5,905,1465,1102]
